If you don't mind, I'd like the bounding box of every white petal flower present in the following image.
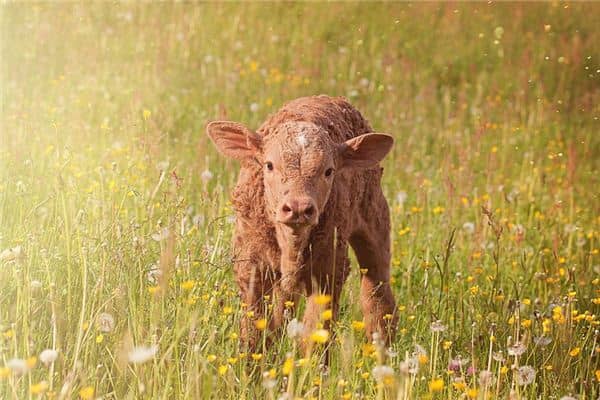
[200,169,213,183]
[507,342,527,356]
[396,191,408,205]
[39,349,59,366]
[0,246,24,262]
[430,320,447,332]
[128,345,158,364]
[151,228,170,242]
[462,222,475,234]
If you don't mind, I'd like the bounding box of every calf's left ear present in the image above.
[206,121,261,161]
[338,133,394,169]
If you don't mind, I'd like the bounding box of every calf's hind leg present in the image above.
[349,199,397,344]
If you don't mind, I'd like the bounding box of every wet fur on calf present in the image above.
[207,95,398,351]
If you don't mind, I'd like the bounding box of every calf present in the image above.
[207,95,397,350]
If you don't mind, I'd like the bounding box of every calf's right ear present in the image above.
[206,121,261,160]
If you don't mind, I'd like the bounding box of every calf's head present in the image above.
[206,120,393,245]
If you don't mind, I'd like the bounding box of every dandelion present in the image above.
[286,318,305,339]
[39,349,58,366]
[399,357,419,375]
[262,370,276,389]
[568,347,580,357]
[515,365,536,386]
[429,377,444,392]
[180,280,195,291]
[372,365,394,385]
[507,342,527,356]
[142,109,151,120]
[314,294,331,305]
[151,228,170,241]
[96,312,115,333]
[79,386,94,399]
[352,320,365,331]
[479,370,494,387]
[321,309,333,320]
[251,353,263,361]
[0,245,24,262]
[217,365,228,375]
[310,329,329,344]
[206,354,217,362]
[30,381,49,395]
[128,345,158,364]
[396,191,408,205]
[200,169,213,183]
[282,356,294,375]
[430,320,447,332]
[249,103,259,113]
[255,318,267,330]
[463,222,475,234]
[6,358,29,375]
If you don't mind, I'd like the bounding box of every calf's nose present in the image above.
[279,197,317,226]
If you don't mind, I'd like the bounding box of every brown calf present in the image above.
[207,95,397,351]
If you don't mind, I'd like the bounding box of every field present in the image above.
[1,3,599,399]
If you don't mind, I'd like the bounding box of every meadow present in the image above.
[1,2,599,399]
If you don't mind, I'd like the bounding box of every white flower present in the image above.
[286,318,305,339]
[396,191,408,205]
[430,320,447,332]
[399,357,419,375]
[249,103,259,113]
[0,245,24,262]
[200,169,213,183]
[372,365,394,382]
[30,280,43,289]
[515,365,536,386]
[147,264,162,284]
[39,349,59,366]
[533,336,552,347]
[6,358,29,375]
[462,222,475,234]
[479,370,494,387]
[128,345,158,364]
[156,160,170,171]
[97,312,115,333]
[151,228,170,241]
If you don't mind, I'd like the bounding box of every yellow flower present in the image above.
[314,294,331,305]
[181,280,195,291]
[206,354,217,362]
[418,354,429,365]
[362,343,376,357]
[569,347,580,357]
[284,300,295,308]
[429,378,444,392]
[470,285,480,296]
[142,109,151,120]
[595,369,600,382]
[30,381,49,394]
[500,366,509,374]
[351,320,365,331]
[452,381,466,390]
[0,367,10,378]
[282,357,294,375]
[443,341,453,350]
[251,353,263,361]
[255,318,267,330]
[26,357,37,369]
[522,319,532,328]
[467,388,479,398]
[148,286,160,295]
[321,309,333,321]
[222,306,233,315]
[96,334,104,344]
[310,329,330,344]
[218,365,228,375]
[79,386,95,400]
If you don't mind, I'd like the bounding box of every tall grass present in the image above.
[1,3,599,399]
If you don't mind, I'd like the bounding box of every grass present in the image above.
[1,2,599,399]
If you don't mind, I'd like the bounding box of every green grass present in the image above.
[1,2,599,399]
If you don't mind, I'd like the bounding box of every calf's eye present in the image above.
[325,168,334,177]
[265,161,274,171]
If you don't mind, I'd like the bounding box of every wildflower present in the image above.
[463,222,475,234]
[206,355,217,362]
[396,191,408,205]
[314,294,331,305]
[452,379,466,390]
[30,381,49,395]
[399,357,419,375]
[282,356,294,375]
[251,353,263,361]
[151,228,170,241]
[200,169,213,183]
[428,377,444,392]
[0,246,24,262]
[0,367,9,378]
[351,320,365,331]
[568,347,580,357]
[443,341,453,350]
[286,318,305,339]
[430,320,447,332]
[515,365,536,386]
[255,318,267,330]
[128,345,158,364]
[217,365,228,375]
[249,103,259,113]
[6,358,29,375]
[30,280,43,290]
[467,388,479,398]
[142,109,151,120]
[79,386,94,399]
[284,300,294,308]
[479,370,494,387]
[372,365,394,385]
[96,312,115,333]
[507,342,527,357]
[180,280,195,291]
[39,349,58,366]
[310,329,329,344]
[321,309,333,321]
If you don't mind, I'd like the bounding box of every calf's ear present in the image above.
[206,121,261,160]
[338,133,394,169]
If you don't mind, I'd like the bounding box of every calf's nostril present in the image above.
[282,204,292,214]
[304,205,315,217]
